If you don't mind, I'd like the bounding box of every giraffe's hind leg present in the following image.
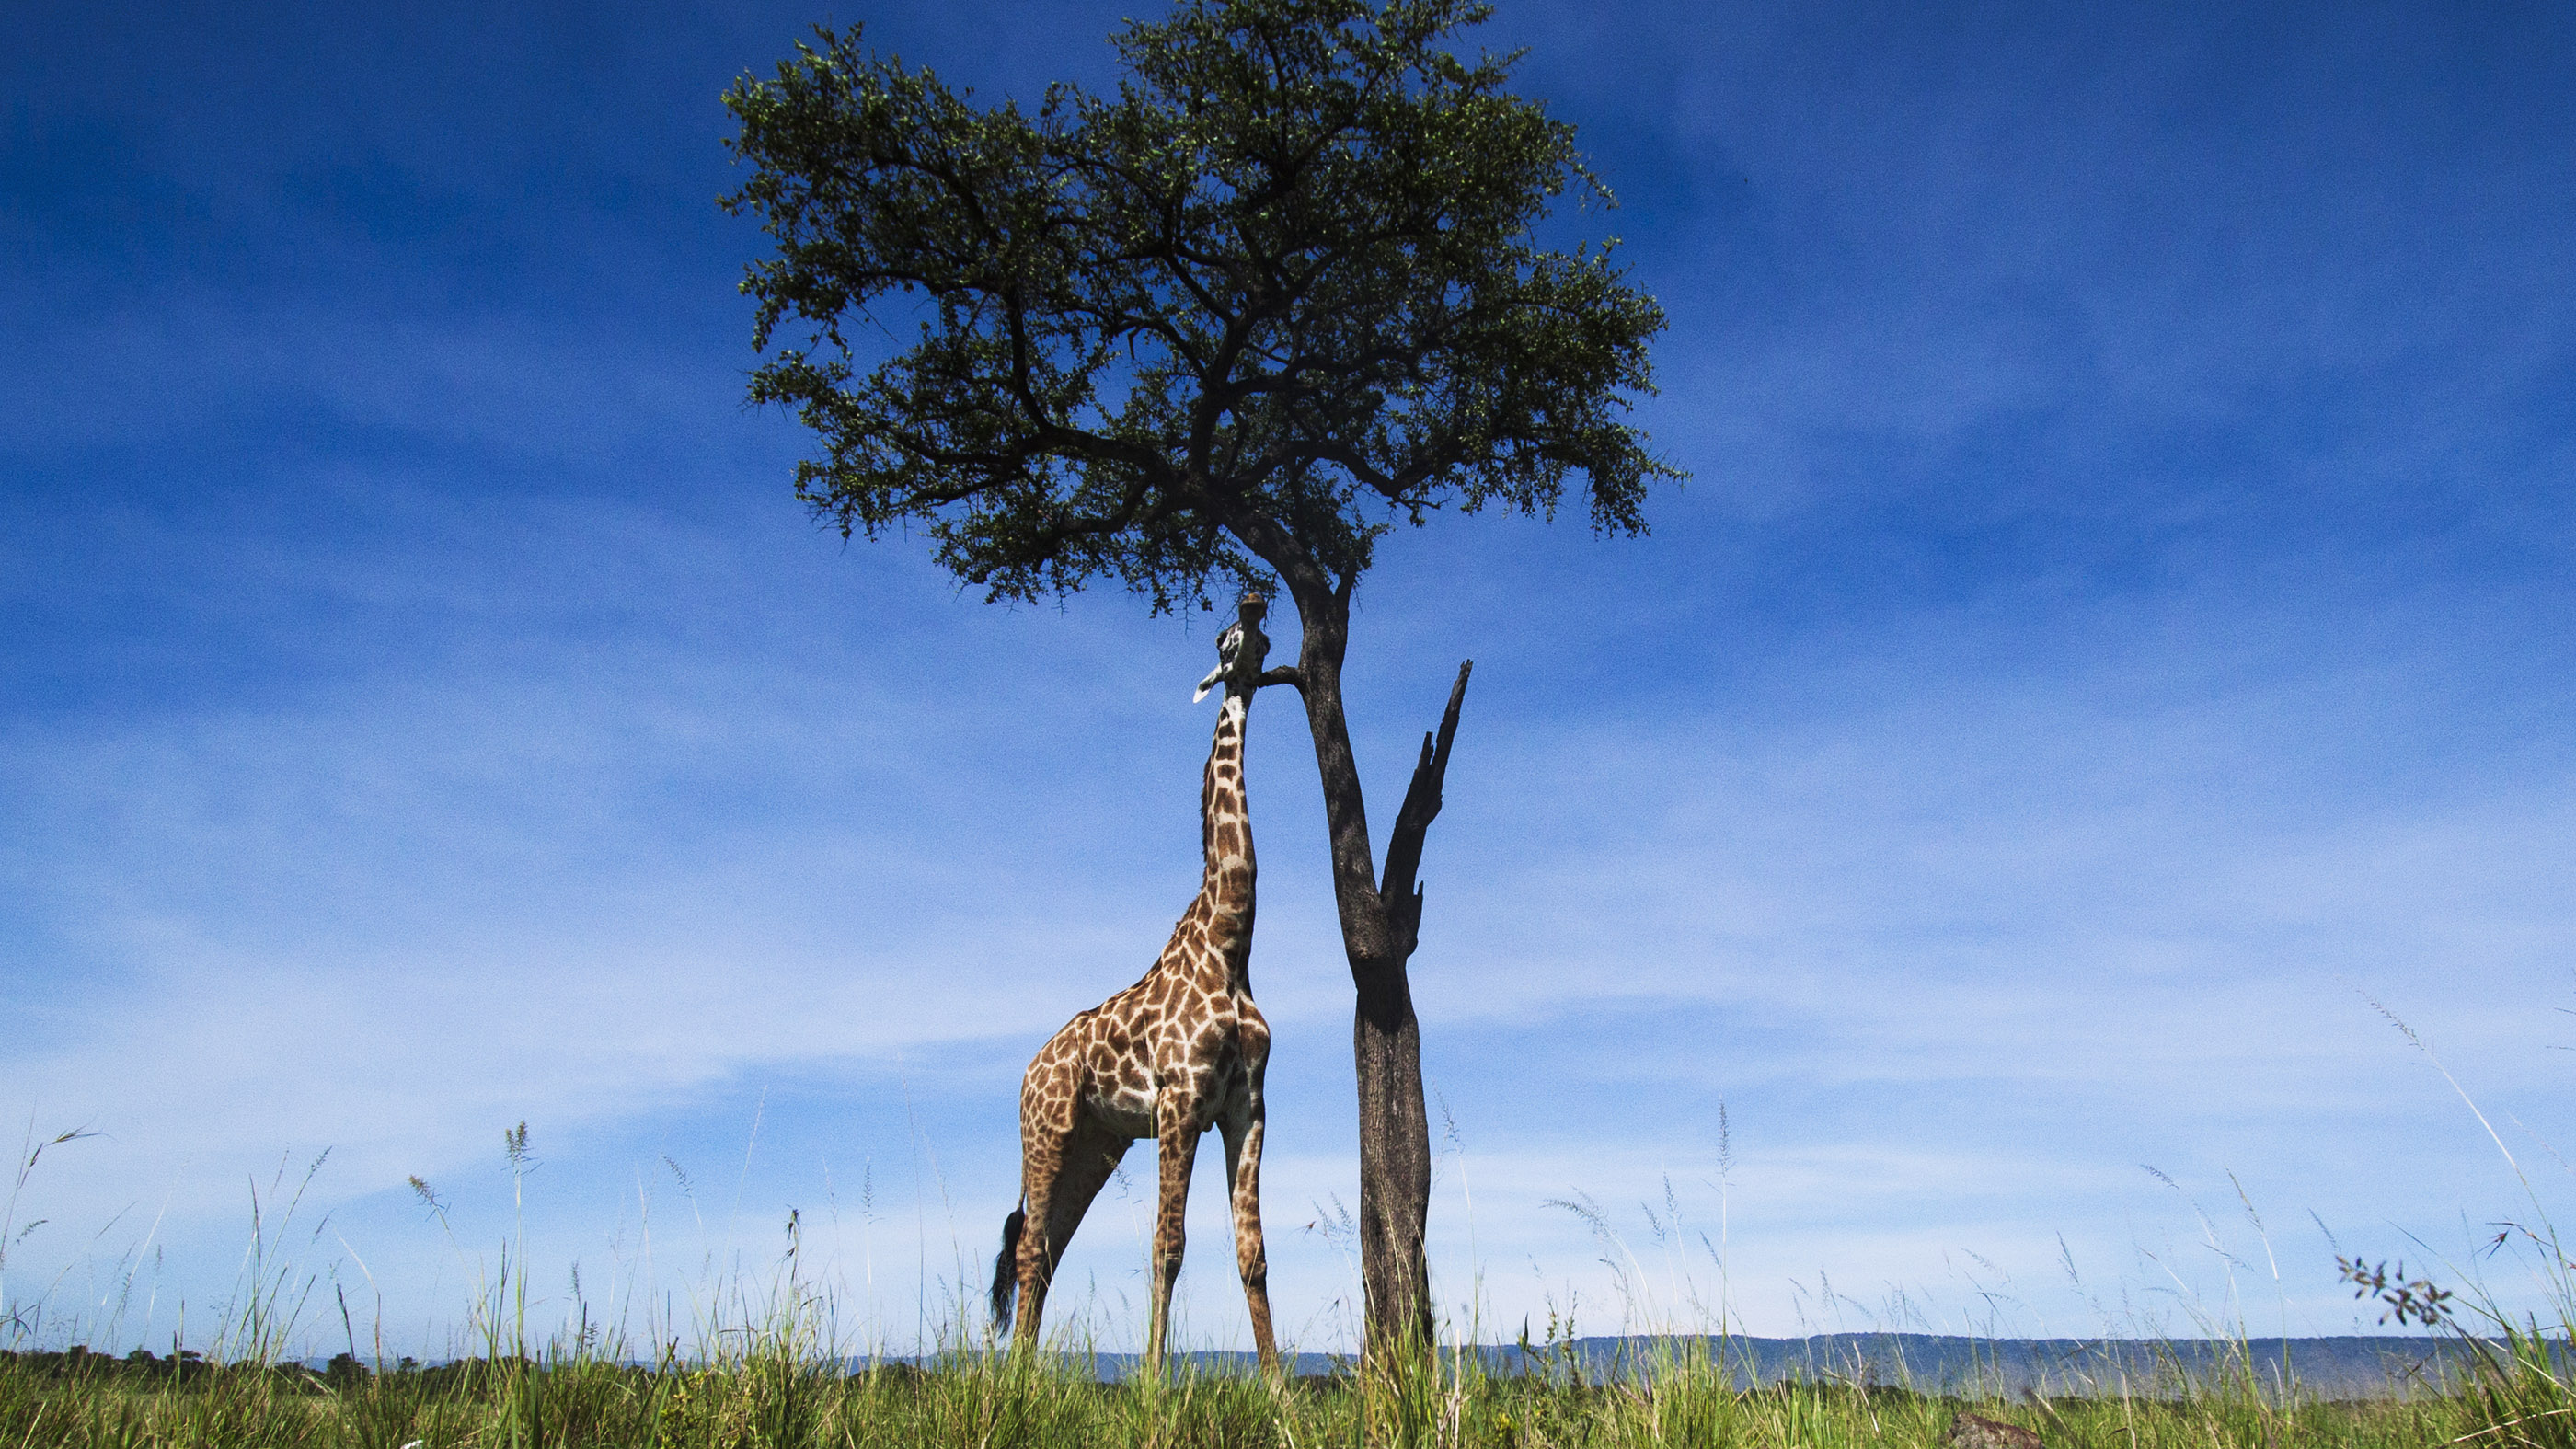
[1013,1117,1129,1353]
[1218,1104,1279,1370]
[1146,1091,1203,1374]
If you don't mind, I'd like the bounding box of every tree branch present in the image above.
[1378,660,1471,961]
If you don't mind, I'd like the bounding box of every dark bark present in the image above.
[1268,570,1468,1357]
[1382,663,1473,962]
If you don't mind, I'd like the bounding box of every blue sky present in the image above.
[5,0,2575,1359]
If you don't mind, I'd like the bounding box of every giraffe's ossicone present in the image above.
[990,594,1282,1372]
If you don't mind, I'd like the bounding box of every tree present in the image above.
[722,0,1675,1353]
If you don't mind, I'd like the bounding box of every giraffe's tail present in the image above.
[990,1203,1027,1332]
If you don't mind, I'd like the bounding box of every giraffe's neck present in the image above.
[1192,684,1257,986]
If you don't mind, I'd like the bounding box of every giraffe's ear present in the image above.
[1192,663,1225,703]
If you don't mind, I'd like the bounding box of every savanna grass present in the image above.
[0,1336,2550,1448]
[10,1054,2576,1447]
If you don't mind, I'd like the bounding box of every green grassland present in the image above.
[1,1325,2569,1448]
[8,1044,2572,1448]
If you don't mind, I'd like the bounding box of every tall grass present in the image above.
[0,1176,2542,1449]
[4,1035,2572,1445]
[2329,1000,2576,1449]
[4,1328,2535,1449]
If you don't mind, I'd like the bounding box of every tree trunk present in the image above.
[1272,577,1469,1358]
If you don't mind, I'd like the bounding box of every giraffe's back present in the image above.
[1020,972,1268,1144]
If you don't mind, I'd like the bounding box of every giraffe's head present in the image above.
[1191,594,1272,703]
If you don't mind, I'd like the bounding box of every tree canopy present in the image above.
[722,0,1674,617]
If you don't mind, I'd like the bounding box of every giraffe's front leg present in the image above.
[1218,1102,1279,1371]
[1148,1090,1202,1374]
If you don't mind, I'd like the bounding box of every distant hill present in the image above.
[1050,1333,2511,1397]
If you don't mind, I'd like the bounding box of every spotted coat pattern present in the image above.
[1006,603,1279,1371]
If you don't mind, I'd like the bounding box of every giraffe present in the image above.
[989,593,1281,1372]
